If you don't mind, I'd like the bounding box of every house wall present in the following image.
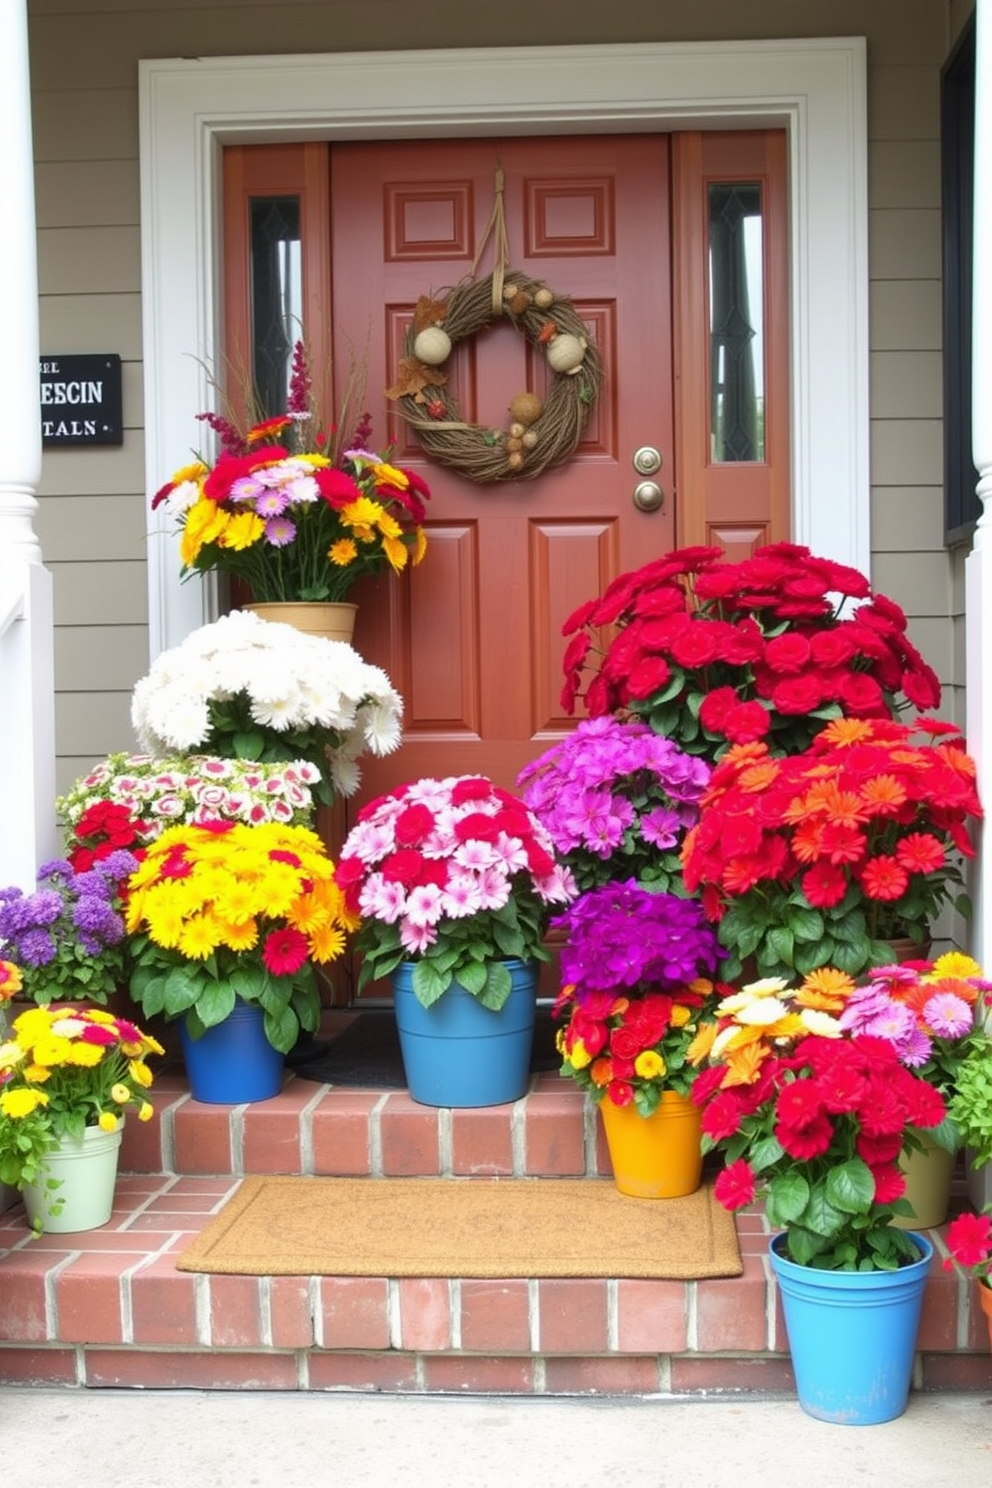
[26,0,965,792]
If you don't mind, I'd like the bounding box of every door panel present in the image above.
[329,137,675,803]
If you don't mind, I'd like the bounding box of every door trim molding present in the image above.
[139,39,868,656]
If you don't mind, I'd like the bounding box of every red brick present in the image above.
[543,1355,662,1394]
[423,1355,536,1392]
[695,1255,770,1352]
[0,1250,56,1342]
[459,1279,531,1352]
[920,1352,992,1390]
[537,1280,608,1353]
[54,1255,127,1344]
[616,1279,688,1352]
[379,1095,441,1175]
[206,1274,264,1347]
[173,1102,235,1174]
[318,1277,390,1349]
[0,1346,78,1384]
[241,1082,314,1173]
[523,1092,587,1176]
[397,1277,451,1350]
[670,1355,796,1394]
[84,1348,300,1389]
[307,1350,420,1392]
[917,1262,963,1351]
[269,1276,315,1348]
[310,1089,379,1175]
[129,1257,199,1345]
[450,1107,514,1175]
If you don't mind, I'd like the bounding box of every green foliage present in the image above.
[949,1030,992,1168]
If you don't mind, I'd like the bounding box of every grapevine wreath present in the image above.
[385,269,603,484]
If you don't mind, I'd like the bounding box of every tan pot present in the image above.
[892,1130,957,1230]
[244,601,357,645]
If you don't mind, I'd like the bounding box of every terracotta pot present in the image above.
[599,1090,703,1199]
[977,1280,992,1355]
[244,601,357,645]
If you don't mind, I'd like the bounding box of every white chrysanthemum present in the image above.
[361,695,404,756]
[798,1008,844,1037]
[164,479,202,516]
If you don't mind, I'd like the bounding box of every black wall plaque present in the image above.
[40,354,123,447]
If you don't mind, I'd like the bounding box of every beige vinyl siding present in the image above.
[27,0,970,790]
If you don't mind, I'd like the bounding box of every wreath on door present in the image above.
[386,271,602,484]
[384,166,603,484]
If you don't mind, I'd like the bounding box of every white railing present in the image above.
[0,562,57,892]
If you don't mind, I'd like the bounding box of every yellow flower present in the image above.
[798,1008,844,1037]
[375,510,403,541]
[716,979,788,1016]
[179,498,227,564]
[371,461,409,488]
[932,951,981,979]
[0,1040,25,1072]
[567,1038,592,1070]
[129,1060,154,1089]
[634,1049,666,1080]
[177,914,221,960]
[64,1042,106,1068]
[170,460,208,486]
[111,1083,132,1105]
[0,960,22,999]
[340,496,383,542]
[0,1086,49,1117]
[218,510,265,551]
[685,1022,718,1066]
[97,1111,119,1133]
[12,1006,56,1047]
[382,534,409,573]
[411,527,428,565]
[670,1005,692,1028]
[308,922,346,963]
[219,918,260,953]
[329,537,358,567]
[137,1102,154,1122]
[29,1034,74,1068]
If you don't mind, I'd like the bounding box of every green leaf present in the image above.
[231,730,265,761]
[788,907,826,943]
[825,1158,875,1215]
[412,959,449,1008]
[193,980,238,1029]
[162,964,203,1017]
[478,961,513,1011]
[262,1001,298,1055]
[765,924,795,968]
[229,962,267,1002]
[765,1171,810,1225]
[456,960,488,997]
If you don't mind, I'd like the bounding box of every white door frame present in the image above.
[139,39,869,658]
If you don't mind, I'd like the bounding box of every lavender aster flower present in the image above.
[923,992,973,1040]
[554,881,721,997]
[16,927,57,967]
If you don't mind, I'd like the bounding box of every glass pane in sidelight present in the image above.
[249,196,302,417]
[708,182,764,462]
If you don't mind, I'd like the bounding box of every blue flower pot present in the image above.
[179,999,284,1104]
[769,1230,933,1425]
[391,959,538,1108]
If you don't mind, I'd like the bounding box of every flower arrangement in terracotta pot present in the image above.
[551,882,724,1112]
[516,716,711,896]
[692,971,948,1269]
[125,820,351,1054]
[0,853,138,1008]
[152,339,431,603]
[335,774,577,1009]
[130,608,403,804]
[560,543,941,760]
[680,716,981,981]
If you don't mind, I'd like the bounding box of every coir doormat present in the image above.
[175,1175,742,1280]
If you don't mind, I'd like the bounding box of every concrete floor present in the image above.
[1,1389,991,1488]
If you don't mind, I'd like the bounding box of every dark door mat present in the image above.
[292,1008,562,1087]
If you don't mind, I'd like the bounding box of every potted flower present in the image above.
[680,716,982,981]
[57,751,322,869]
[551,881,724,1196]
[125,819,351,1102]
[516,715,711,895]
[693,971,947,1423]
[130,607,404,804]
[560,543,941,760]
[0,1002,162,1233]
[0,853,138,1008]
[152,338,431,616]
[834,953,990,1228]
[941,1206,992,1357]
[334,774,577,1107]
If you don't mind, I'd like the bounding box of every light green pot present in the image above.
[21,1119,123,1233]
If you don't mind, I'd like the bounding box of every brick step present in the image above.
[120,1069,612,1180]
[2,1068,991,1395]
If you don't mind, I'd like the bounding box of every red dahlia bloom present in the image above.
[714,1159,757,1211]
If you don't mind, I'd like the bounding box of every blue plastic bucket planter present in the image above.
[769,1230,933,1425]
[179,998,284,1104]
[391,959,538,1107]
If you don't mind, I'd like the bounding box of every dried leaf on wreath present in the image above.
[413,295,449,332]
[386,357,449,400]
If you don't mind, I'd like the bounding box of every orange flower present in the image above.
[738,761,781,793]
[589,1057,613,1087]
[819,717,875,746]
[796,967,855,1010]
[721,1039,771,1087]
[859,773,908,814]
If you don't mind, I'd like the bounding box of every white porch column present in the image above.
[965,0,992,1207]
[0,0,56,890]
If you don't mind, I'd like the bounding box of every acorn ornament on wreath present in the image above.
[386,272,603,483]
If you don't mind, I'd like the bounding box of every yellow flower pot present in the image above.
[244,601,356,645]
[599,1089,703,1199]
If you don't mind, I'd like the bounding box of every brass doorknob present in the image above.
[633,445,663,475]
[632,479,665,512]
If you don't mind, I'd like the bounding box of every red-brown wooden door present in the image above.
[327,137,676,804]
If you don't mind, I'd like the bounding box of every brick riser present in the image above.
[1,1070,990,1396]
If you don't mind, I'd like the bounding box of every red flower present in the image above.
[626,655,672,701]
[945,1211,992,1269]
[858,855,910,901]
[698,686,739,733]
[770,675,824,715]
[774,1114,834,1159]
[722,701,771,744]
[869,1163,906,1204]
[775,1079,826,1132]
[896,833,946,875]
[451,777,494,805]
[379,849,426,885]
[800,861,848,908]
[763,633,812,675]
[714,1159,757,1211]
[262,926,310,977]
[394,803,436,846]
[699,1088,747,1140]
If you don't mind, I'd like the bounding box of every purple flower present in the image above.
[264,516,296,547]
[553,881,721,995]
[923,992,973,1039]
[16,927,57,967]
[37,859,75,883]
